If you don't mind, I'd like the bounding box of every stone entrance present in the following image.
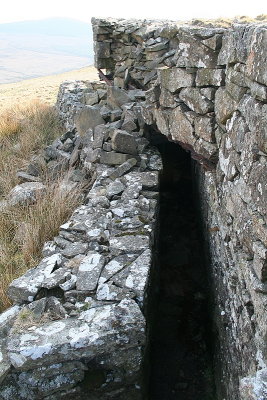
[147,133,216,399]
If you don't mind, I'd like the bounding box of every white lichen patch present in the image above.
[20,343,52,360]
[35,321,66,336]
[68,324,92,348]
[20,334,38,345]
[79,253,103,272]
[9,352,27,368]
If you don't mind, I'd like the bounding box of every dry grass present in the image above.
[190,14,267,27]
[0,179,83,311]
[0,109,21,138]
[0,100,63,196]
[16,179,83,263]
[0,100,85,311]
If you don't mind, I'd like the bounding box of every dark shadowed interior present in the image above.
[147,130,216,400]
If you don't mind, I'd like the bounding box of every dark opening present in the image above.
[146,129,216,400]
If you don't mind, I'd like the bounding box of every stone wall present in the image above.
[91,18,267,400]
[0,17,266,400]
[0,81,162,399]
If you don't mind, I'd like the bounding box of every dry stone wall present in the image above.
[0,81,161,399]
[91,18,267,400]
[0,17,266,400]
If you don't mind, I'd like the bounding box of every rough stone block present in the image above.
[111,129,138,155]
[218,25,249,65]
[159,87,178,108]
[96,282,136,301]
[107,86,132,108]
[61,242,88,258]
[112,249,151,303]
[76,252,106,291]
[74,106,105,136]
[106,180,125,198]
[157,66,194,93]
[215,87,237,125]
[16,171,41,184]
[95,42,111,58]
[169,106,195,146]
[109,235,150,255]
[8,254,63,303]
[41,268,71,290]
[225,81,247,102]
[8,182,46,207]
[175,31,219,68]
[99,151,133,165]
[109,158,137,180]
[84,91,99,106]
[7,299,145,370]
[99,254,137,283]
[92,124,109,149]
[245,26,267,86]
[195,115,215,143]
[179,88,214,114]
[194,139,218,161]
[196,68,225,86]
[249,80,267,101]
[0,345,10,384]
[124,171,159,190]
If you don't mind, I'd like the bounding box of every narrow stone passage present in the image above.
[148,137,216,400]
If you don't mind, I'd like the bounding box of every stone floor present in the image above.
[148,139,216,400]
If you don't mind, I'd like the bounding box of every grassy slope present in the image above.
[0,65,99,110]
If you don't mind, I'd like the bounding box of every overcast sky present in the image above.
[0,0,266,24]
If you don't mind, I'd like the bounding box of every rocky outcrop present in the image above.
[0,17,267,400]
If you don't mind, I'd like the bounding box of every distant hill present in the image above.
[0,18,94,84]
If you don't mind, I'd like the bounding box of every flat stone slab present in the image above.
[109,235,150,255]
[7,299,145,370]
[41,268,71,290]
[124,171,159,190]
[109,158,137,179]
[0,305,21,335]
[99,151,133,165]
[8,254,62,303]
[112,249,151,302]
[0,362,86,399]
[106,180,125,198]
[61,242,88,258]
[99,254,137,283]
[96,282,136,301]
[76,252,106,291]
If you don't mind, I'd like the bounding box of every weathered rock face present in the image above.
[0,17,267,400]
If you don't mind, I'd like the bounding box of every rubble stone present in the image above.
[8,182,46,207]
[111,129,138,155]
[74,106,105,135]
